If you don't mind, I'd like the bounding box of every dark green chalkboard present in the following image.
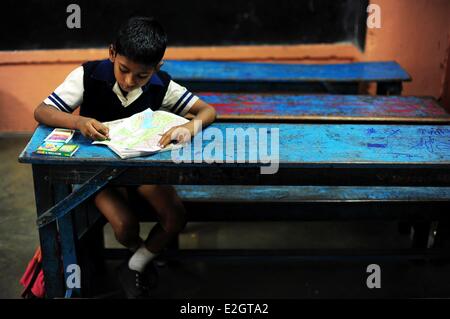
[2,0,368,51]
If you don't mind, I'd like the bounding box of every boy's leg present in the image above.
[95,187,155,298]
[136,185,187,254]
[94,187,142,251]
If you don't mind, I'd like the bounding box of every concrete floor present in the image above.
[1,135,450,299]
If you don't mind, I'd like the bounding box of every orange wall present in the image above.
[365,0,450,100]
[443,42,450,109]
[0,0,449,132]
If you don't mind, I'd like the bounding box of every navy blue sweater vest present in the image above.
[80,60,171,122]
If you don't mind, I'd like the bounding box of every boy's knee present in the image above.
[94,188,110,206]
[136,184,186,233]
[136,184,177,202]
[113,218,139,245]
[94,187,126,207]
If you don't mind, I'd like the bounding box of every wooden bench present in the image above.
[198,94,450,123]
[163,60,411,95]
[19,123,450,298]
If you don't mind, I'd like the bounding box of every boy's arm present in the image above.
[182,98,216,135]
[34,102,109,140]
[158,99,216,148]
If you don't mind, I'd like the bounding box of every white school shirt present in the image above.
[44,66,199,116]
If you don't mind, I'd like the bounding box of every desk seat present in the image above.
[127,185,450,222]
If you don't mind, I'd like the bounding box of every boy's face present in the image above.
[109,46,162,92]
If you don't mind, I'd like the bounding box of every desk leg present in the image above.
[411,221,432,249]
[54,183,81,298]
[32,165,64,298]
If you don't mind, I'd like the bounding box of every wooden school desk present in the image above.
[163,60,411,95]
[19,122,450,298]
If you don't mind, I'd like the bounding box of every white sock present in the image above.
[128,244,156,273]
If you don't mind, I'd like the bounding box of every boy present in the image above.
[34,16,216,298]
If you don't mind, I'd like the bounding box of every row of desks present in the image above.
[18,60,450,298]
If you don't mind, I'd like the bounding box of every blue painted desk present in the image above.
[20,124,450,167]
[162,60,411,94]
[199,94,450,123]
[19,123,450,297]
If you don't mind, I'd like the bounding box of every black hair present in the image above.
[114,17,167,67]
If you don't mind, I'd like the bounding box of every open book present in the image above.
[93,109,189,159]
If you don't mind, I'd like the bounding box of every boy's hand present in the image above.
[158,123,194,148]
[76,117,110,141]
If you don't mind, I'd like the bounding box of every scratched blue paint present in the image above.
[19,124,450,167]
[174,185,450,201]
[162,61,411,82]
[367,143,387,148]
[197,94,449,119]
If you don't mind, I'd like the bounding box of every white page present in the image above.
[92,109,189,158]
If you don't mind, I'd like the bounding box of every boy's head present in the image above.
[109,17,167,92]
